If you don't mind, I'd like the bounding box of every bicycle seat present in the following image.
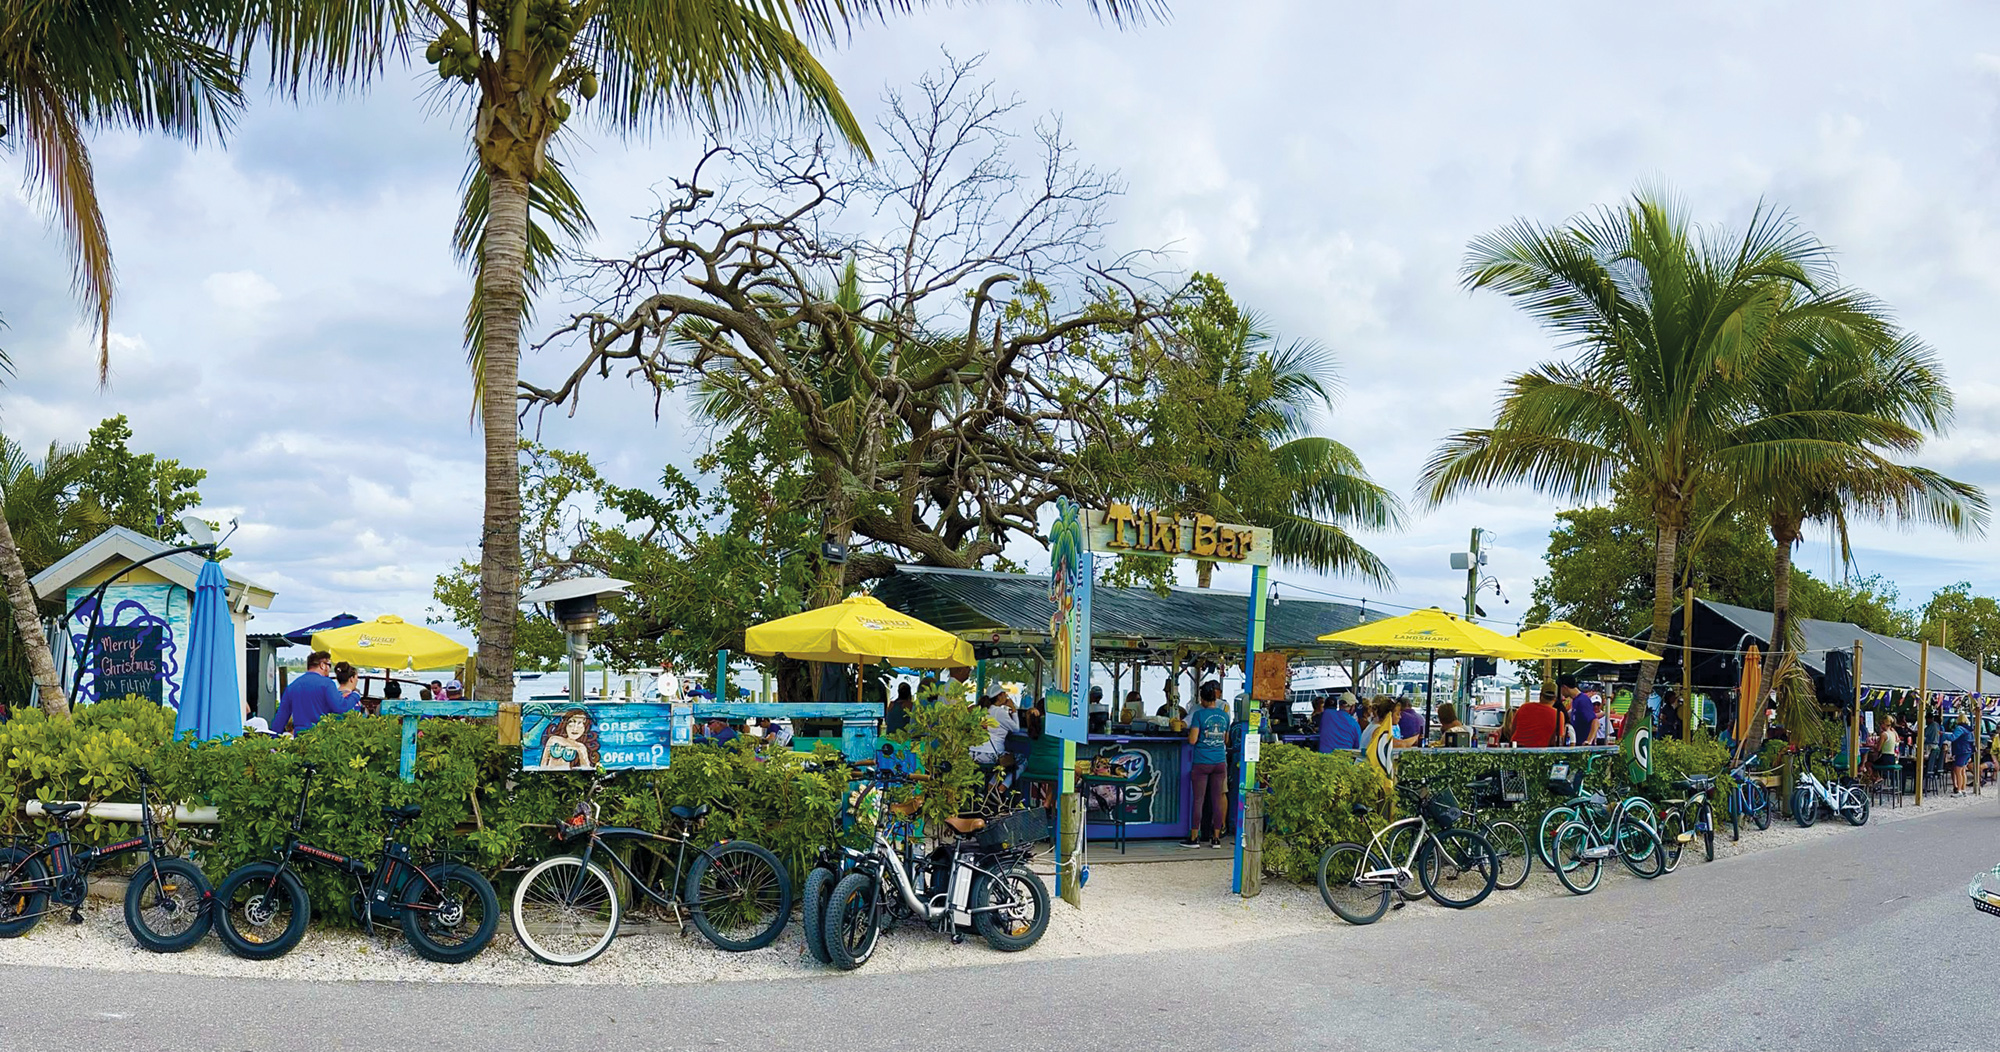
[670,803,710,822]
[382,804,422,823]
[1581,791,1607,808]
[1351,802,1372,817]
[41,802,84,821]
[944,815,986,835]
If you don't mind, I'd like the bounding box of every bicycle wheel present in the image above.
[1537,806,1577,868]
[1748,784,1772,830]
[123,857,211,952]
[1316,842,1390,925]
[1792,787,1818,828]
[1417,828,1498,909]
[399,863,498,964]
[685,841,792,952]
[510,854,620,966]
[1551,821,1601,895]
[801,865,835,964]
[1383,824,1425,900]
[1723,793,1741,842]
[1479,818,1533,890]
[1613,814,1664,879]
[822,870,880,971]
[1697,802,1717,862]
[0,848,49,939]
[214,862,311,961]
[970,862,1050,952]
[1839,785,1871,827]
[1659,808,1686,873]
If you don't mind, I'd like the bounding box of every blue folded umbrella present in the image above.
[175,560,243,741]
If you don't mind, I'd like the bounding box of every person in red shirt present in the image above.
[1509,683,1563,748]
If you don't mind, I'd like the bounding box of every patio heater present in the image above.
[521,578,632,701]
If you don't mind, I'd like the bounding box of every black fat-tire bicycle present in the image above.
[0,766,211,952]
[820,765,1050,970]
[1316,778,1500,926]
[213,762,499,963]
[509,777,793,966]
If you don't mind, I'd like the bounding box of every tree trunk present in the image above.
[1632,523,1679,704]
[473,167,531,701]
[0,507,68,718]
[1743,516,1801,758]
[1196,560,1214,588]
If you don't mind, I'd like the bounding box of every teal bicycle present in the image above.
[1536,760,1664,892]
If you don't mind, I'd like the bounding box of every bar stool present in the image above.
[1870,759,1902,809]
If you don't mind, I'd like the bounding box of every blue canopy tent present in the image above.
[175,560,242,741]
[284,613,360,646]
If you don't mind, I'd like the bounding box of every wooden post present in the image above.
[1682,587,1695,742]
[1241,790,1264,897]
[1057,753,1082,907]
[1917,641,1930,807]
[1850,640,1863,782]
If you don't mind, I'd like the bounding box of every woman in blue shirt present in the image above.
[1182,682,1231,849]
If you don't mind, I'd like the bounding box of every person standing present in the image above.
[1318,694,1362,752]
[1508,684,1563,748]
[886,682,916,735]
[1559,675,1600,746]
[1950,716,1975,795]
[273,651,355,735]
[1658,689,1684,742]
[1182,681,1230,849]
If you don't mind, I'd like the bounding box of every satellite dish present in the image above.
[180,516,216,547]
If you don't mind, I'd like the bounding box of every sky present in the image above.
[5,0,2000,645]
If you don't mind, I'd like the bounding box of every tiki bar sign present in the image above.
[1084,504,1273,566]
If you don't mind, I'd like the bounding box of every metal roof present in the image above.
[29,524,274,605]
[869,565,1373,658]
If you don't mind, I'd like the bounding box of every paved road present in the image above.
[6,803,1998,1051]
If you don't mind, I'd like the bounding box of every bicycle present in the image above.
[1656,774,1721,871]
[1726,757,1774,837]
[1315,778,1500,925]
[1540,774,1665,894]
[1459,769,1533,891]
[213,762,499,963]
[1536,754,1661,876]
[819,763,1051,969]
[0,765,211,952]
[510,774,793,966]
[1788,746,1869,828]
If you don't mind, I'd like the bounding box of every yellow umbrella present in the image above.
[1736,644,1763,747]
[1516,621,1657,664]
[1319,607,1546,661]
[744,594,974,669]
[312,615,470,672]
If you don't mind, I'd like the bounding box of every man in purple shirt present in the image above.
[274,651,356,735]
[1394,698,1426,747]
[1559,675,1599,744]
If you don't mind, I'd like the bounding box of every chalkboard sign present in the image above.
[520,702,685,772]
[96,624,164,703]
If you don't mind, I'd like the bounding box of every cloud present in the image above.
[3,0,1999,644]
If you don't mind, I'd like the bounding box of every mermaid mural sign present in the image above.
[520,702,687,772]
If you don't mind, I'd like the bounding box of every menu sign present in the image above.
[96,625,164,703]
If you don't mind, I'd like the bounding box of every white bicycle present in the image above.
[1316,778,1500,925]
[1789,746,1869,828]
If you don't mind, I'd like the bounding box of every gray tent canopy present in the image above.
[1637,597,1992,693]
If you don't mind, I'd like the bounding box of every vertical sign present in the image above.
[1045,498,1091,743]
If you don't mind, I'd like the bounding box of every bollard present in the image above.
[1058,792,1083,907]
[1240,792,1264,898]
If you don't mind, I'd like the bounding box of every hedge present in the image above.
[1257,735,1735,882]
[0,693,995,930]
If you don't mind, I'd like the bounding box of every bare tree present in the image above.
[523,57,1179,600]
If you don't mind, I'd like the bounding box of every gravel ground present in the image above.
[2,786,1987,986]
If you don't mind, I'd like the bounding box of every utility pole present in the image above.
[1461,527,1482,714]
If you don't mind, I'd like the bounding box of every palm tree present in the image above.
[1420,188,1905,703]
[226,0,1156,697]
[1149,290,1403,589]
[0,435,106,714]
[1730,322,1986,749]
[3,3,239,716]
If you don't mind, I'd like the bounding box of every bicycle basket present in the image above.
[557,801,598,841]
[973,808,1050,851]
[1421,788,1462,829]
[1546,762,1583,797]
[1469,769,1527,807]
